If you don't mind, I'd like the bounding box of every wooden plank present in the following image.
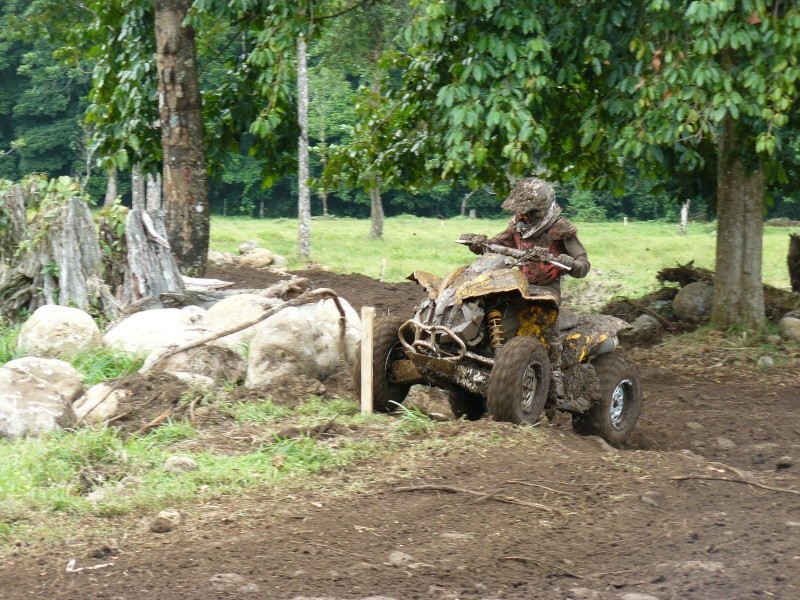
[360,306,375,415]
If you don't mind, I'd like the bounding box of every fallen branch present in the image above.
[505,479,574,497]
[394,484,566,514]
[139,288,346,375]
[502,556,584,579]
[132,406,172,437]
[670,475,800,496]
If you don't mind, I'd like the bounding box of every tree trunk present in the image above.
[155,0,209,276]
[131,164,145,211]
[319,119,329,217]
[369,182,384,239]
[711,117,765,331]
[104,166,118,207]
[460,190,476,217]
[297,32,311,257]
[146,172,162,212]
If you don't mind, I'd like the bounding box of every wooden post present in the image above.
[379,258,388,282]
[360,306,375,415]
[469,209,477,219]
[623,216,629,226]
[680,199,691,236]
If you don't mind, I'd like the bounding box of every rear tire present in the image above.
[572,352,642,445]
[353,317,411,412]
[447,389,486,421]
[487,336,551,425]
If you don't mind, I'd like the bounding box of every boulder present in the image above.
[238,240,260,255]
[238,248,274,269]
[271,254,289,269]
[103,309,199,354]
[246,297,361,388]
[73,382,133,423]
[202,294,283,356]
[778,316,800,341]
[17,305,102,358]
[672,282,713,321]
[181,305,207,324]
[3,357,84,404]
[208,250,236,266]
[154,344,247,384]
[0,366,75,438]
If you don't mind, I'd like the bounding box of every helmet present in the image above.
[501,177,556,216]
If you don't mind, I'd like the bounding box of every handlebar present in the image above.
[455,237,572,271]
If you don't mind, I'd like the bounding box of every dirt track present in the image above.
[1,267,798,600]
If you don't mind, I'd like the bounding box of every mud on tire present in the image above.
[573,351,642,445]
[353,317,411,412]
[487,336,551,425]
[447,389,486,421]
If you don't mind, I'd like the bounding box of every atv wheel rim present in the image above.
[610,379,632,428]
[520,365,539,413]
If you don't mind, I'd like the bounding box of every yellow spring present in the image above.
[487,309,505,349]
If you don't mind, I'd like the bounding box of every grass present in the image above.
[210,215,797,300]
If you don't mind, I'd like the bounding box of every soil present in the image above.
[1,266,799,600]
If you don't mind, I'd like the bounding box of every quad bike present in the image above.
[353,236,644,445]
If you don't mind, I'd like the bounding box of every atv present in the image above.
[353,237,643,445]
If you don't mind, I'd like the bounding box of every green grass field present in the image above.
[211,215,796,298]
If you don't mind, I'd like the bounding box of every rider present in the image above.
[468,177,590,302]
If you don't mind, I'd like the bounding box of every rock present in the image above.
[678,449,705,461]
[756,355,775,368]
[72,383,132,423]
[103,309,199,354]
[649,299,676,321]
[568,589,601,600]
[238,248,274,269]
[272,254,289,269]
[17,305,102,358]
[765,334,783,346]
[640,490,661,507]
[439,532,472,541]
[673,282,713,322]
[164,455,198,473]
[776,456,794,470]
[181,305,207,324]
[246,297,361,388]
[150,509,181,533]
[778,316,800,341]
[208,250,236,266]
[168,371,215,389]
[118,476,143,489]
[210,573,260,593]
[202,294,283,357]
[238,240,260,254]
[3,357,83,403]
[677,560,724,573]
[0,367,75,439]
[686,422,704,431]
[715,437,737,450]
[621,313,662,345]
[153,343,246,385]
[619,594,659,600]
[387,551,415,567]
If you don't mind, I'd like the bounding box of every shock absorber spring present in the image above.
[487,309,505,349]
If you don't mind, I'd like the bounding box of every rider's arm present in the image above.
[562,236,590,278]
[486,219,516,248]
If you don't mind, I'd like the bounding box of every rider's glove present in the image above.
[555,254,576,270]
[462,234,488,254]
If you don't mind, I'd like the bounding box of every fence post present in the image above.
[360,306,375,415]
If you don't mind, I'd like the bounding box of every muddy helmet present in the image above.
[500,177,556,216]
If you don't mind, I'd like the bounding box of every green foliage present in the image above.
[565,190,607,222]
[225,400,292,424]
[65,346,144,386]
[0,324,20,364]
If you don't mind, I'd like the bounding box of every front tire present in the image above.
[487,336,551,425]
[353,317,411,412]
[573,352,642,445]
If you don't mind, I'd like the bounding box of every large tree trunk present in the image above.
[296,32,311,257]
[369,182,384,239]
[104,166,118,207]
[711,118,765,331]
[155,0,209,276]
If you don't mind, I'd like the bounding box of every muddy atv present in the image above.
[353,238,643,445]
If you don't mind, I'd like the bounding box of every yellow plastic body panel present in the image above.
[408,270,444,299]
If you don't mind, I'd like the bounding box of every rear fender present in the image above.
[560,314,630,368]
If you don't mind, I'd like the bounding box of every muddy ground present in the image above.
[1,266,799,600]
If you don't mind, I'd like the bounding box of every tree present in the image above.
[155,0,210,276]
[332,0,800,331]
